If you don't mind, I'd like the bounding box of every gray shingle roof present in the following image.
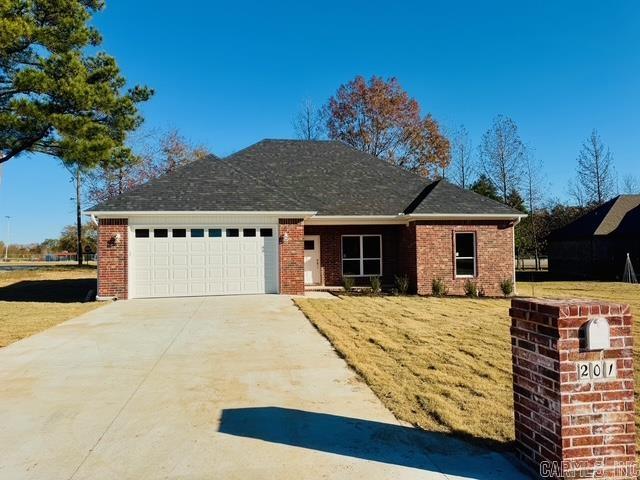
[549,195,640,240]
[88,139,524,217]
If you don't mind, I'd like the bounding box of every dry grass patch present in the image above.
[0,266,100,347]
[295,281,640,449]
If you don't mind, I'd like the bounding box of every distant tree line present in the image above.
[293,75,639,270]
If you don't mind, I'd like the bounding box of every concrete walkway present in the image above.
[0,296,529,479]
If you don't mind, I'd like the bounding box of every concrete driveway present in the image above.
[0,296,528,479]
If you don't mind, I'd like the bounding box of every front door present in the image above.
[304,235,320,285]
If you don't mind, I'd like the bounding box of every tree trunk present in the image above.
[76,168,83,266]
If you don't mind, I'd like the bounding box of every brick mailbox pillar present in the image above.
[510,299,636,479]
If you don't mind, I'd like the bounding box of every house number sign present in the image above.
[577,360,617,382]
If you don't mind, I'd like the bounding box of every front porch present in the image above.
[299,220,516,297]
[303,224,411,290]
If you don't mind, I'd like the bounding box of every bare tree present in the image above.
[85,129,211,205]
[479,115,525,203]
[568,178,587,208]
[449,125,475,188]
[523,153,546,270]
[621,174,640,194]
[293,100,324,140]
[576,129,615,205]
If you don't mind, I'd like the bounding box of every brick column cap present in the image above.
[511,298,630,319]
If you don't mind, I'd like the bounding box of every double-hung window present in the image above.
[455,232,476,277]
[342,235,382,277]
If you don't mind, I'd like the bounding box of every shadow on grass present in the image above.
[0,279,97,303]
[218,406,530,479]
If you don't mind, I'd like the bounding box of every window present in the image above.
[455,232,476,277]
[209,228,222,238]
[226,228,239,237]
[243,228,256,237]
[304,240,315,250]
[341,235,381,277]
[260,228,273,237]
[191,228,205,238]
[172,229,186,238]
[154,229,168,238]
[135,229,149,238]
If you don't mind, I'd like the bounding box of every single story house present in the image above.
[548,195,640,280]
[86,139,525,299]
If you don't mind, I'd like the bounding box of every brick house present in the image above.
[548,195,640,280]
[86,140,525,299]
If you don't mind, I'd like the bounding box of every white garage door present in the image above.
[131,225,278,298]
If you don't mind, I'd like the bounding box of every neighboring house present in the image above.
[547,195,640,280]
[86,140,524,299]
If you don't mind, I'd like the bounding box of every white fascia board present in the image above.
[84,210,318,219]
[405,213,527,221]
[305,215,404,226]
[306,212,526,225]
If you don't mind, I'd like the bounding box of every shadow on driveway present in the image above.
[218,406,530,479]
[0,279,97,303]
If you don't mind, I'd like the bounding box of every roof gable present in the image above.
[405,179,523,216]
[549,195,640,240]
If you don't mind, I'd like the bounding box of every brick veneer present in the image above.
[97,218,128,299]
[413,220,515,296]
[304,225,405,287]
[279,219,305,295]
[510,298,636,479]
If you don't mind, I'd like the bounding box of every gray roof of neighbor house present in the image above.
[87,139,524,217]
[548,195,640,240]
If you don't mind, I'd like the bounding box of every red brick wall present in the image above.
[279,219,304,295]
[304,225,405,287]
[414,220,515,296]
[510,299,636,479]
[97,218,128,299]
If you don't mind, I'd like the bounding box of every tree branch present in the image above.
[0,129,50,164]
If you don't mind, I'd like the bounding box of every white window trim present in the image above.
[454,232,477,278]
[341,234,383,277]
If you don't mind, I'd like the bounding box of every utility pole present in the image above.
[4,216,10,261]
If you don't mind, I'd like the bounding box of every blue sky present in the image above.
[1,0,639,244]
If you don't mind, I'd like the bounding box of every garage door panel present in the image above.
[132,222,278,298]
[153,257,169,267]
[152,284,170,297]
[190,255,206,266]
[135,269,151,282]
[154,269,170,281]
[153,242,169,254]
[191,268,205,280]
